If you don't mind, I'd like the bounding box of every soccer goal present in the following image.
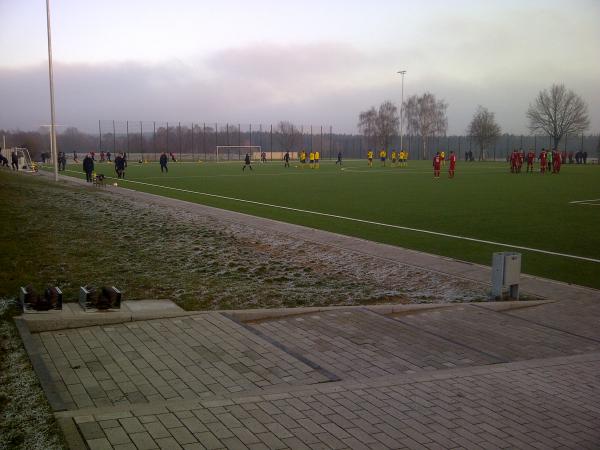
[215,146,262,162]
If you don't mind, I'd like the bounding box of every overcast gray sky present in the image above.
[1,0,599,134]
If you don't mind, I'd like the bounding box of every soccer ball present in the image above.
[113,182,118,187]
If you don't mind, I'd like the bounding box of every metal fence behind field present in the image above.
[97,120,599,162]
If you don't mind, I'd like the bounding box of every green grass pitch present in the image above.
[55,159,600,289]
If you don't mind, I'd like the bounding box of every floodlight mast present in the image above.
[397,70,407,153]
[46,0,59,181]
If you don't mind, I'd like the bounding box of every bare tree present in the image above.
[527,84,589,149]
[276,121,302,151]
[404,92,448,159]
[468,106,501,161]
[357,101,399,151]
[376,101,400,150]
[358,107,378,149]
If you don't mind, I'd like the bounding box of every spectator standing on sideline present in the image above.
[11,150,18,170]
[115,153,126,178]
[83,153,94,182]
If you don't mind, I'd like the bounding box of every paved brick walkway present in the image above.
[34,314,328,411]
[67,353,600,450]
[249,309,499,379]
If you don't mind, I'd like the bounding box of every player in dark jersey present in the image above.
[242,153,253,171]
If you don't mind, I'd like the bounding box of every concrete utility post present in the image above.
[46,0,59,181]
[397,70,407,151]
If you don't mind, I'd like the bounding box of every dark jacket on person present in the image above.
[115,156,125,171]
[83,156,94,173]
[159,154,168,166]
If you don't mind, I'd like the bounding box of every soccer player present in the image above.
[284,151,290,167]
[242,153,253,171]
[159,152,168,173]
[314,150,320,169]
[517,149,524,173]
[367,149,374,167]
[300,150,307,168]
[309,151,315,169]
[433,152,441,178]
[448,151,457,178]
[336,151,343,165]
[391,150,397,167]
[539,149,547,174]
[379,149,387,166]
[526,149,535,173]
[547,149,553,172]
[440,150,446,167]
[509,150,518,173]
[553,149,561,174]
[399,150,406,167]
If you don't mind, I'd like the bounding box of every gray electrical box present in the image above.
[491,252,521,300]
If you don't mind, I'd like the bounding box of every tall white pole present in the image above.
[398,70,406,151]
[46,0,59,181]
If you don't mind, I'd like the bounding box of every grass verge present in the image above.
[0,298,65,449]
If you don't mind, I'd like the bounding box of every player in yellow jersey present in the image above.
[379,149,387,167]
[399,150,405,167]
[367,150,374,167]
[314,151,320,168]
[300,150,306,168]
[309,151,315,169]
[440,150,446,167]
[391,150,397,167]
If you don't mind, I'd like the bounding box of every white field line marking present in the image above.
[62,169,600,264]
[570,198,600,204]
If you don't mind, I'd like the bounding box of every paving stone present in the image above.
[129,431,159,450]
[79,421,106,440]
[193,431,222,449]
[155,436,184,449]
[170,426,198,445]
[105,426,132,445]
[87,437,113,450]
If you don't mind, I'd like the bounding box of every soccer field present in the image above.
[55,159,600,288]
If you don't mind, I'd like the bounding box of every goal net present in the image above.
[215,146,262,162]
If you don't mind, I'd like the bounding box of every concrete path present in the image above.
[19,171,600,449]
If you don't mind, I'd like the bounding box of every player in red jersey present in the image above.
[526,150,535,172]
[517,149,525,173]
[553,149,561,174]
[433,152,441,178]
[448,151,457,178]
[539,149,547,174]
[510,150,517,173]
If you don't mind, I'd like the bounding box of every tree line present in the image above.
[358,83,593,160]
